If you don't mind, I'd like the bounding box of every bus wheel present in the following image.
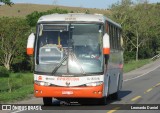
[43,97,52,106]
[111,91,119,100]
[99,97,107,105]
[79,99,96,105]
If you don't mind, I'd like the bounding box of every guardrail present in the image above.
[151,54,160,60]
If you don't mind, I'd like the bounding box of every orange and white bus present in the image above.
[27,13,123,105]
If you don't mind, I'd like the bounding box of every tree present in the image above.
[0,0,13,6]
[111,0,160,61]
[127,3,160,60]
[0,17,30,70]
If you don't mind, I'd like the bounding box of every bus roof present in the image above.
[38,13,121,28]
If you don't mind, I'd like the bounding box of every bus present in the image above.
[27,13,123,105]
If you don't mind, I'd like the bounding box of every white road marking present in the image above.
[124,64,160,82]
[11,110,23,113]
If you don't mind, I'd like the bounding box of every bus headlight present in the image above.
[35,81,51,86]
[86,81,103,86]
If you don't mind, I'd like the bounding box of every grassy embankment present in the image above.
[0,73,33,103]
[0,3,110,17]
[0,59,150,103]
[124,59,151,73]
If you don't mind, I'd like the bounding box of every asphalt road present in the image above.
[2,59,160,113]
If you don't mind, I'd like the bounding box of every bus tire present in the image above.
[99,97,107,105]
[43,97,52,106]
[111,91,119,100]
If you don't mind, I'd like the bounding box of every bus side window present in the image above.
[109,24,113,49]
[113,26,116,49]
[115,27,118,49]
[117,28,120,50]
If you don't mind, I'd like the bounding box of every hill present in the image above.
[0,3,110,17]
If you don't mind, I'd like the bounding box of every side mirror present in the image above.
[27,33,35,55]
[103,33,110,55]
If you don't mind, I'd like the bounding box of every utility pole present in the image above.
[53,0,58,5]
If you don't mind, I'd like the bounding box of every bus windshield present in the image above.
[35,23,104,75]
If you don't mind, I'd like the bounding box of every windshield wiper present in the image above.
[51,55,68,75]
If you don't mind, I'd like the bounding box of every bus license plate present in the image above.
[62,91,73,95]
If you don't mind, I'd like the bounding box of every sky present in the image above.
[11,0,160,9]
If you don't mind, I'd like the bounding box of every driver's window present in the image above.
[39,31,58,47]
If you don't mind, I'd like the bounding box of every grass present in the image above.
[0,73,33,91]
[0,85,33,103]
[0,3,110,17]
[123,59,151,73]
[0,73,34,103]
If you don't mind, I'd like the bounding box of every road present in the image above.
[2,59,160,113]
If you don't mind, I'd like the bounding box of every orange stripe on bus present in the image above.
[103,48,110,54]
[34,84,104,98]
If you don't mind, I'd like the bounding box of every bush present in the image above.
[21,74,34,85]
[0,66,10,77]
[139,47,154,59]
[124,51,135,62]
[0,73,33,92]
[26,8,68,27]
[8,78,23,91]
[0,78,9,92]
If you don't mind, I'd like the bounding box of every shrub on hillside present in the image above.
[124,51,135,62]
[26,8,68,27]
[0,66,10,77]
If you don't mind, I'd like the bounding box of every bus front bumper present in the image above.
[34,84,103,98]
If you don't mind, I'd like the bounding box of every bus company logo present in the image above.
[38,76,42,80]
[57,77,79,81]
[65,81,70,86]
[65,17,76,21]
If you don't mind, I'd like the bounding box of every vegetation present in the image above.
[0,0,13,6]
[0,17,31,70]
[110,0,160,61]
[0,66,10,77]
[0,84,33,103]
[0,73,33,92]
[123,59,150,73]
[26,8,68,27]
[0,73,33,103]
